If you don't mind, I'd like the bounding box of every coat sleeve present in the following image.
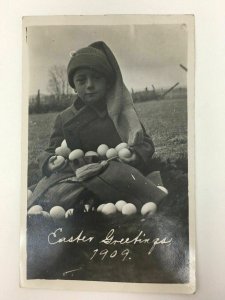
[130,124,155,175]
[38,114,65,176]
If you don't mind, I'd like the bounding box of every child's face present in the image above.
[73,68,109,105]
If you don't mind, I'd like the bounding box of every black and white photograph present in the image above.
[21,15,195,293]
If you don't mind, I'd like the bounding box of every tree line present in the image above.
[29,65,187,114]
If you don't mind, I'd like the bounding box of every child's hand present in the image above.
[47,155,66,173]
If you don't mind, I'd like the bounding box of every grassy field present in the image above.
[135,98,187,160]
[28,98,187,185]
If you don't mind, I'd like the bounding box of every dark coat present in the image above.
[38,98,155,177]
[30,99,156,208]
[28,99,163,206]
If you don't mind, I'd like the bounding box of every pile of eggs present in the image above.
[96,142,132,160]
[27,205,71,221]
[97,200,157,217]
[54,140,133,164]
[27,199,157,222]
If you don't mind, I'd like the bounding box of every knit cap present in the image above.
[67,41,144,146]
[67,46,115,88]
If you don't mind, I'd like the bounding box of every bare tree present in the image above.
[48,65,72,97]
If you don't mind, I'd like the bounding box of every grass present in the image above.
[27,98,189,282]
[135,98,187,161]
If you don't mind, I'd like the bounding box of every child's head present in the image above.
[67,41,144,145]
[67,46,114,105]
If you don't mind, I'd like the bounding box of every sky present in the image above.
[28,24,187,95]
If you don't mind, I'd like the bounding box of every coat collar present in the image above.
[71,97,107,119]
[62,97,107,131]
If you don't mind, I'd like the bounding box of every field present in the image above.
[28,98,187,186]
[27,98,189,282]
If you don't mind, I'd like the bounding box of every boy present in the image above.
[30,41,166,212]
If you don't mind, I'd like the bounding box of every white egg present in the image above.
[102,203,117,215]
[122,203,137,215]
[157,186,168,195]
[55,146,64,156]
[55,146,71,158]
[106,148,118,159]
[141,202,157,216]
[118,148,132,159]
[115,200,127,212]
[97,144,109,157]
[53,155,66,169]
[97,203,105,212]
[85,151,99,157]
[69,149,84,161]
[28,205,43,215]
[115,142,128,152]
[50,206,66,220]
